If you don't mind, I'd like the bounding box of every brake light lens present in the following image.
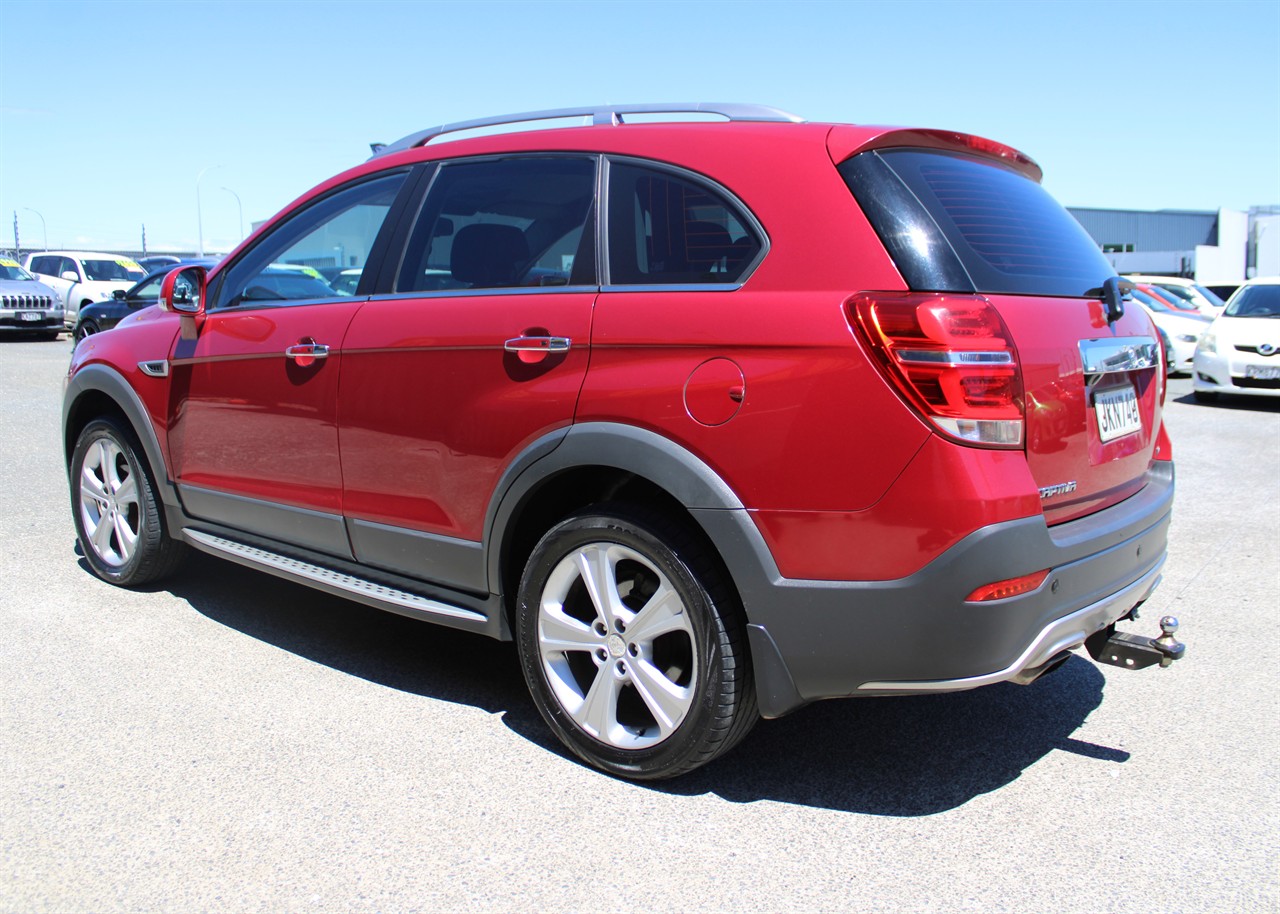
[850,292,1024,447]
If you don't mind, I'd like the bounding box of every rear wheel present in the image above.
[516,505,756,779]
[70,417,185,586]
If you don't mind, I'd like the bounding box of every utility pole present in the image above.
[12,211,18,255]
[142,224,147,257]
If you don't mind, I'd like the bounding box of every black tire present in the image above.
[1193,390,1219,404]
[516,504,756,779]
[74,321,98,342]
[70,417,185,586]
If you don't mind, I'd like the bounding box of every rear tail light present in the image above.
[850,292,1024,448]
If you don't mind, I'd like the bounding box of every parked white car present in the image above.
[0,257,65,338]
[23,251,147,329]
[1125,274,1226,316]
[1192,277,1280,402]
[1129,286,1212,375]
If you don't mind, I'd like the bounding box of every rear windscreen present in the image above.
[840,149,1115,298]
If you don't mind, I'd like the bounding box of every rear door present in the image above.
[337,156,598,590]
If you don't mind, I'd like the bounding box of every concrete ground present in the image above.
[2,336,1276,913]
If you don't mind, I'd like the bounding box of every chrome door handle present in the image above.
[285,342,330,360]
[504,336,572,353]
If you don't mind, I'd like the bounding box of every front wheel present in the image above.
[74,321,99,342]
[70,418,184,586]
[516,506,756,779]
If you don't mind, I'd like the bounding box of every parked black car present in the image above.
[74,259,218,341]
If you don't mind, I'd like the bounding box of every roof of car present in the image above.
[29,250,140,260]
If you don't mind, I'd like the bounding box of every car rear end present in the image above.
[734,127,1180,713]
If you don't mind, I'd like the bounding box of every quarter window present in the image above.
[212,171,408,310]
[607,162,762,285]
[397,157,597,293]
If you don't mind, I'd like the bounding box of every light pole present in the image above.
[222,187,244,242]
[22,208,48,250]
[196,165,222,256]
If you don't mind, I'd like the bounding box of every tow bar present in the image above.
[1087,615,1185,670]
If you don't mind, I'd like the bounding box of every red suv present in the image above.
[64,104,1183,779]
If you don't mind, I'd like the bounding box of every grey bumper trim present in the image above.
[857,559,1164,693]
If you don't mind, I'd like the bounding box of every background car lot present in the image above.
[2,338,1276,913]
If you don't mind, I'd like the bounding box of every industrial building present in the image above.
[1069,205,1280,286]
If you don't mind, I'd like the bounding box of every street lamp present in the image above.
[222,187,244,243]
[22,208,48,251]
[196,165,222,256]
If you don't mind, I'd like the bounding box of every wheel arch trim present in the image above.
[63,363,178,507]
[483,421,747,594]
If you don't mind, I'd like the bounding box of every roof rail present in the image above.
[369,103,806,158]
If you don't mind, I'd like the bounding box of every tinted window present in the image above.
[213,171,407,310]
[397,157,596,293]
[83,259,145,282]
[1225,284,1280,317]
[0,259,35,281]
[840,149,1116,297]
[607,162,762,285]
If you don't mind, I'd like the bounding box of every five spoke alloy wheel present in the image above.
[70,418,183,586]
[517,506,755,779]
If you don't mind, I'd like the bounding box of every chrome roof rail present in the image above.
[369,103,806,158]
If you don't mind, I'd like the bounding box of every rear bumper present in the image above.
[694,461,1174,717]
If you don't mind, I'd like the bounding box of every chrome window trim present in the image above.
[377,284,601,303]
[600,282,746,294]
[601,155,769,289]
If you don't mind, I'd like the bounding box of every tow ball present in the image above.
[1086,616,1185,670]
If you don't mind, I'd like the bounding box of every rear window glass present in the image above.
[840,149,1115,298]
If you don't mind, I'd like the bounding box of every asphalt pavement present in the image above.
[2,335,1277,913]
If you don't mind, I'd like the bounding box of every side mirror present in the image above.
[112,289,127,301]
[159,265,208,314]
[61,270,79,282]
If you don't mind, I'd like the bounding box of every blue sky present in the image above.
[1,0,1277,253]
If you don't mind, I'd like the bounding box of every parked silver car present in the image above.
[0,257,64,339]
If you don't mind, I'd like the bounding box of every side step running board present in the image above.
[182,529,487,625]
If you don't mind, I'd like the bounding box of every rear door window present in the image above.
[395,156,597,292]
[606,161,763,286]
[840,149,1115,298]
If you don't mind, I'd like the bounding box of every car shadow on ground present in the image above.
[114,550,1126,817]
[1174,390,1280,411]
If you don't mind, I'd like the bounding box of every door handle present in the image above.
[504,336,572,353]
[504,335,571,365]
[285,340,329,368]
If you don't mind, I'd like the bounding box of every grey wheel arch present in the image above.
[482,421,807,719]
[483,422,747,593]
[63,363,179,509]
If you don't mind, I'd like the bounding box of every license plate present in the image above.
[1245,364,1280,380]
[19,311,42,322]
[1095,384,1142,443]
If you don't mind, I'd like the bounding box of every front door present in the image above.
[166,171,411,558]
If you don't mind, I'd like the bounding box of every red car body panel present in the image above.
[337,291,595,541]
